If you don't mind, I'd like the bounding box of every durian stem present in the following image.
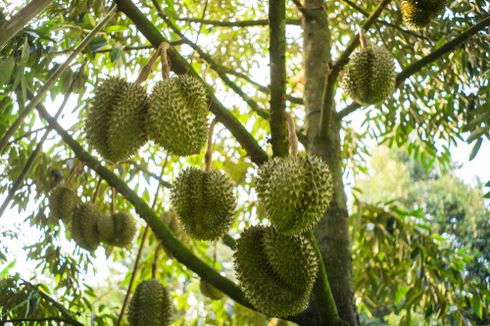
[159,42,171,79]
[135,46,162,84]
[307,230,342,326]
[111,187,116,214]
[204,119,218,172]
[91,176,103,204]
[359,29,368,48]
[283,112,298,157]
[152,242,162,279]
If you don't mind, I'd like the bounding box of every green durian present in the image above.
[199,279,225,300]
[128,279,172,326]
[341,46,396,105]
[256,156,333,235]
[171,167,236,240]
[86,77,148,162]
[49,184,78,221]
[400,0,447,30]
[234,226,316,317]
[147,75,208,156]
[97,212,137,247]
[262,227,318,291]
[71,203,102,251]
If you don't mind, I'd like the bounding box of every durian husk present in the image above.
[71,203,102,251]
[86,77,148,162]
[400,0,447,30]
[341,46,396,106]
[146,75,208,156]
[171,167,236,240]
[97,212,137,247]
[256,156,333,235]
[49,184,78,221]
[234,226,314,318]
[127,279,172,326]
[199,279,225,300]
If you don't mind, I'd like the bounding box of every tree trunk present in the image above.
[303,1,358,325]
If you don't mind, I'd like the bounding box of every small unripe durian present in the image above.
[256,156,333,235]
[97,212,137,247]
[147,75,208,156]
[234,226,317,318]
[199,279,225,300]
[128,279,172,326]
[171,167,236,240]
[49,184,78,221]
[71,203,102,251]
[341,46,396,105]
[86,77,148,162]
[400,0,447,30]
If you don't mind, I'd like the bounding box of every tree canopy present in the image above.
[0,0,488,325]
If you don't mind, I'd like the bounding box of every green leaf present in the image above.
[105,25,128,33]
[110,48,121,63]
[469,138,482,160]
[21,37,30,64]
[0,57,15,85]
[471,294,483,319]
[467,126,490,143]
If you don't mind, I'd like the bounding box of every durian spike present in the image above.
[283,112,298,157]
[91,176,103,204]
[204,118,218,172]
[159,42,171,79]
[134,42,167,85]
[359,28,368,48]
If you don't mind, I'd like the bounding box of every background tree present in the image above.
[0,0,488,325]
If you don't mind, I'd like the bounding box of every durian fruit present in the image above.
[400,0,447,30]
[234,226,318,318]
[341,46,396,106]
[199,279,225,300]
[86,77,148,162]
[147,75,208,156]
[171,167,236,240]
[256,156,333,236]
[97,212,137,247]
[71,203,102,251]
[128,279,172,326]
[49,184,78,221]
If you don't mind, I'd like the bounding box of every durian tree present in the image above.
[0,0,489,325]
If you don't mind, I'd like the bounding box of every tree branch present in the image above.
[3,317,82,325]
[0,0,53,50]
[155,10,270,119]
[337,16,490,119]
[171,17,301,27]
[269,0,289,157]
[115,0,268,165]
[0,6,117,154]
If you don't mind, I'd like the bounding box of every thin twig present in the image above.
[205,119,218,172]
[170,17,301,27]
[91,176,103,204]
[6,126,48,146]
[0,5,117,154]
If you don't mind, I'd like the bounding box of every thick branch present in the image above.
[172,17,300,26]
[337,16,490,119]
[0,0,53,50]
[269,0,289,157]
[115,0,268,165]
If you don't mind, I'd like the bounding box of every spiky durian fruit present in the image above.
[171,167,236,240]
[147,75,208,156]
[86,77,148,162]
[97,212,137,247]
[341,46,396,105]
[71,203,102,251]
[128,279,172,326]
[234,226,318,317]
[199,279,225,300]
[49,184,77,220]
[256,156,333,235]
[400,0,446,30]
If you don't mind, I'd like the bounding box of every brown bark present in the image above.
[303,1,358,325]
